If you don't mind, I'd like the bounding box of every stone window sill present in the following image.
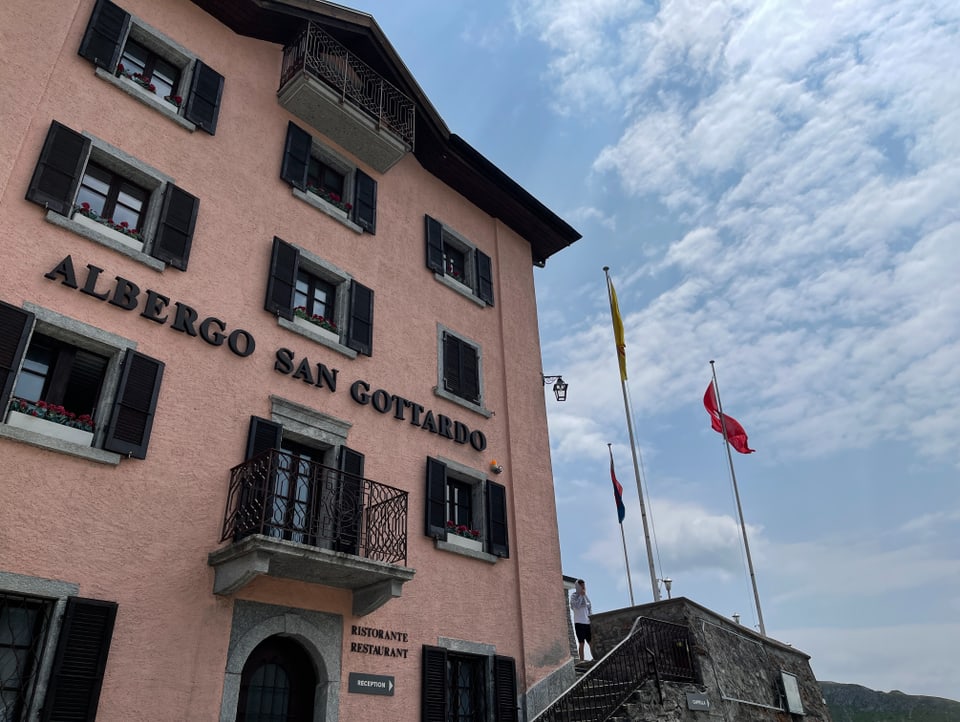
[292,188,363,233]
[435,537,497,563]
[95,68,196,132]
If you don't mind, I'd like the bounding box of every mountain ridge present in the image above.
[820,681,960,722]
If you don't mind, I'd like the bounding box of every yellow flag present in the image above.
[608,278,628,381]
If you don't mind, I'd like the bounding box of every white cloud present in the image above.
[566,204,617,230]
[527,0,960,698]
[530,0,960,465]
[782,623,960,698]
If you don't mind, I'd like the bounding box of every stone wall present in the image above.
[590,598,833,722]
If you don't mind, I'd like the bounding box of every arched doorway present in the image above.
[237,636,317,722]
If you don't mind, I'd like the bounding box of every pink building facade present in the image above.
[0,1,581,720]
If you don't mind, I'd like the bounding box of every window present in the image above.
[77,162,150,232]
[426,216,495,306]
[422,646,518,722]
[294,271,336,322]
[26,120,199,272]
[448,653,486,721]
[0,594,51,720]
[425,457,509,559]
[437,328,490,414]
[12,332,110,421]
[281,121,378,233]
[242,410,363,555]
[447,478,473,529]
[308,157,345,200]
[0,300,164,462]
[238,636,316,722]
[265,236,374,357]
[0,575,117,722]
[118,38,180,107]
[78,0,224,133]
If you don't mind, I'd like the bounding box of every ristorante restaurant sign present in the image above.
[43,255,487,452]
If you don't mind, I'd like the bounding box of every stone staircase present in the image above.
[532,617,696,722]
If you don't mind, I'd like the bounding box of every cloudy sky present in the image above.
[347,0,959,700]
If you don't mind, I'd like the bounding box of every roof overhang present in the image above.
[190,0,582,264]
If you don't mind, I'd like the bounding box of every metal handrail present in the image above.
[280,23,415,147]
[532,617,695,722]
[220,449,408,565]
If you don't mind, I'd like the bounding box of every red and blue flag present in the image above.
[609,448,626,523]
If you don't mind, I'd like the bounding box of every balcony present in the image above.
[209,449,413,616]
[278,23,415,172]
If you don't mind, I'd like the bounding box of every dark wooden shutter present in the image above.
[353,169,377,234]
[486,480,509,558]
[493,656,519,722]
[476,250,494,306]
[442,333,460,395]
[239,417,282,538]
[443,334,480,404]
[245,416,282,460]
[425,457,448,538]
[41,597,117,722]
[0,302,34,408]
[421,646,448,722]
[461,342,480,404]
[102,350,164,459]
[280,121,311,190]
[183,60,224,135]
[25,120,90,216]
[334,446,365,554]
[152,184,198,270]
[264,236,299,320]
[425,215,444,273]
[77,0,129,70]
[346,281,374,356]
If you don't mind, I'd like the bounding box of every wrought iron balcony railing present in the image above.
[220,449,408,565]
[533,617,696,722]
[280,23,415,149]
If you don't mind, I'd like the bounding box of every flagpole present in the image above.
[619,525,636,607]
[610,444,636,606]
[604,267,661,602]
[710,360,766,636]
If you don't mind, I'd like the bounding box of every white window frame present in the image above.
[291,140,364,233]
[433,224,486,308]
[93,14,200,132]
[276,244,359,359]
[432,456,499,563]
[267,396,353,552]
[0,302,131,465]
[44,131,177,272]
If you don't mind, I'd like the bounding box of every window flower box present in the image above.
[6,411,94,446]
[292,307,339,343]
[306,186,352,220]
[72,209,143,251]
[292,315,339,343]
[444,520,482,552]
[444,533,483,553]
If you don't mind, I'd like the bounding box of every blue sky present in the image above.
[346,0,959,700]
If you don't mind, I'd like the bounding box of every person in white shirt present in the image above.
[570,578,593,660]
